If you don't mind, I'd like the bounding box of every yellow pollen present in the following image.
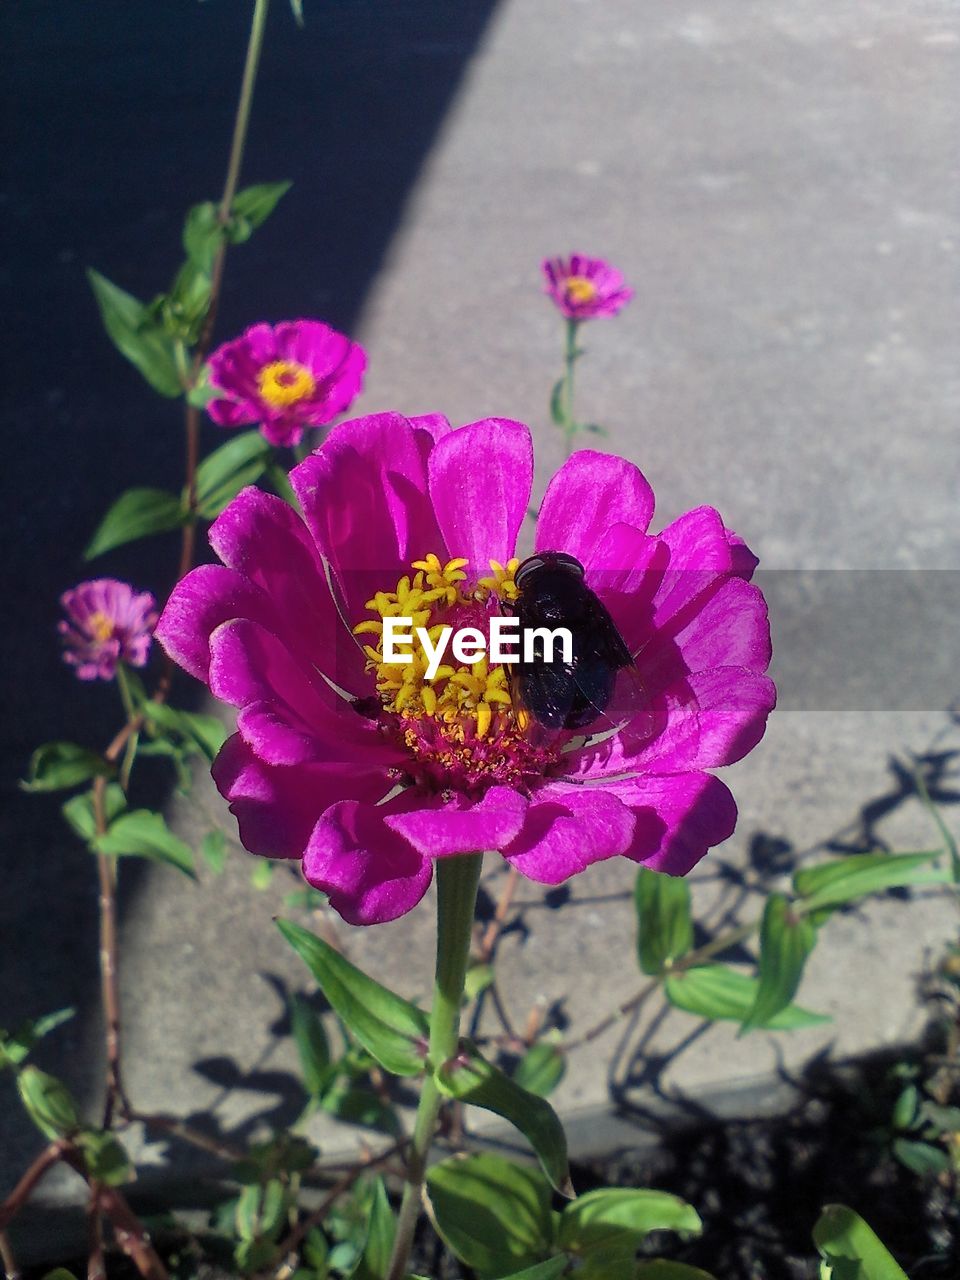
[353,553,525,752]
[88,611,114,643]
[257,360,316,409]
[565,275,597,304]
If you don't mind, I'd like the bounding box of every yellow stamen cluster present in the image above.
[353,555,518,741]
[257,359,316,409]
[88,611,114,643]
[564,275,598,304]
[476,557,520,603]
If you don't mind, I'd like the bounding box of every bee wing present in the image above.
[560,658,658,752]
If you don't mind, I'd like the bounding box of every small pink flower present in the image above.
[207,319,366,448]
[542,254,633,320]
[59,579,157,681]
[158,415,775,927]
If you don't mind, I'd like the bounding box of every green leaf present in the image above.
[95,810,196,878]
[85,487,184,559]
[277,919,428,1076]
[464,961,494,1002]
[17,1066,80,1139]
[740,895,817,1034]
[87,269,183,396]
[350,1178,395,1280]
[793,851,948,911]
[183,200,222,274]
[549,379,566,428]
[634,1265,719,1280]
[813,1204,909,1280]
[144,701,227,760]
[201,830,228,875]
[0,1008,75,1069]
[77,1129,132,1186]
[22,743,112,793]
[289,994,332,1097]
[892,1138,950,1176]
[513,1038,566,1098]
[320,1082,402,1137]
[62,784,126,843]
[227,181,293,242]
[194,429,273,517]
[426,1153,555,1279]
[494,1262,568,1280]
[665,965,829,1030]
[634,867,694,975]
[913,766,960,883]
[559,1189,701,1259]
[289,0,305,26]
[437,1040,571,1194]
[268,461,298,508]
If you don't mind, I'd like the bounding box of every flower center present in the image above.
[257,360,316,409]
[353,554,556,794]
[88,611,114,643]
[564,275,597,304]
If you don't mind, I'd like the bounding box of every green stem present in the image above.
[385,853,483,1280]
[219,0,270,223]
[115,665,139,791]
[562,317,580,457]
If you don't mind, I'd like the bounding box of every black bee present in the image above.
[510,551,645,733]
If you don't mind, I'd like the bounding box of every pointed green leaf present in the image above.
[85,487,185,559]
[227,181,293,243]
[665,965,829,1030]
[494,1261,568,1280]
[200,830,228,875]
[634,867,694,975]
[183,200,223,273]
[559,1189,701,1259]
[436,1039,570,1194]
[62,784,126,844]
[793,851,948,911]
[426,1153,555,1279]
[17,1066,80,1139]
[634,1265,719,1280]
[289,0,305,26]
[95,810,196,877]
[350,1177,396,1280]
[289,994,332,1097]
[77,1129,132,1185]
[87,269,183,396]
[144,701,227,760]
[513,1038,566,1098]
[0,1008,75,1069]
[194,429,273,517]
[892,1138,950,1176]
[22,743,112,792]
[740,895,817,1034]
[277,919,428,1076]
[813,1205,908,1280]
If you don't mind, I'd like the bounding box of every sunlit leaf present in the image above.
[634,867,694,975]
[426,1153,555,1279]
[740,895,817,1034]
[278,919,428,1076]
[812,1204,908,1280]
[665,965,829,1030]
[558,1188,701,1259]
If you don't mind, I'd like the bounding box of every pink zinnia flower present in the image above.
[207,319,366,448]
[157,415,774,926]
[542,254,633,320]
[59,578,157,681]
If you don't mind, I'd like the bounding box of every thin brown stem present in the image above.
[0,1141,68,1231]
[0,1231,20,1280]
[98,1187,169,1280]
[270,1141,406,1275]
[87,1183,106,1280]
[479,865,521,962]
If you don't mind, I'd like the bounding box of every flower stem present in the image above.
[385,853,483,1280]
[562,317,580,457]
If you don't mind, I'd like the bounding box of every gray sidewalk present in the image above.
[4,0,959,1253]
